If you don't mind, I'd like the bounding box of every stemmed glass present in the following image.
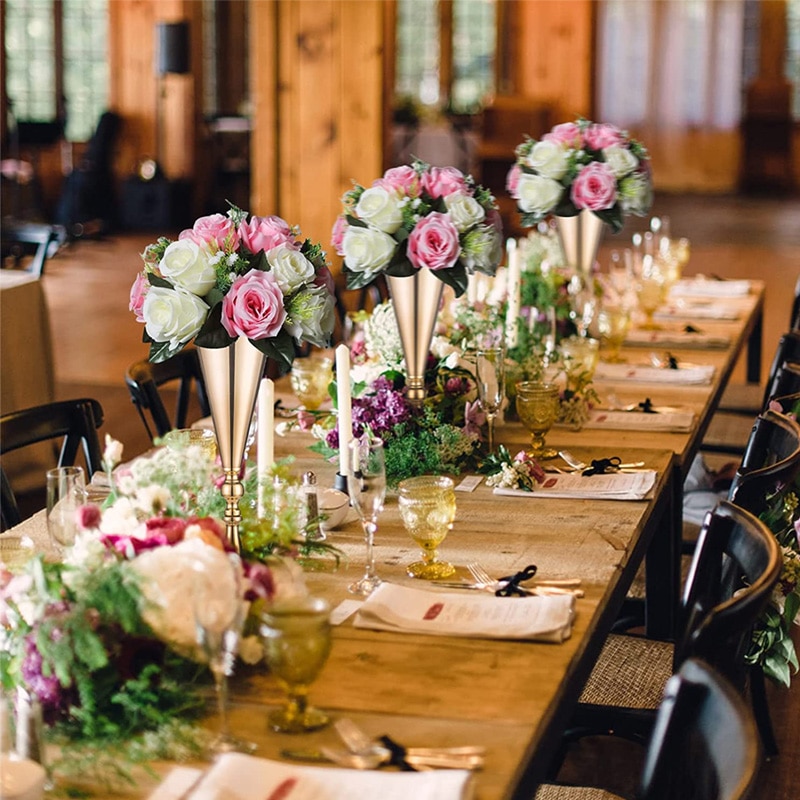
[46,466,87,553]
[635,255,667,330]
[260,595,332,733]
[475,347,506,453]
[515,381,560,459]
[192,553,255,755]
[347,436,386,596]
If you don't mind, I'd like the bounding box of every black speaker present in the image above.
[157,21,190,76]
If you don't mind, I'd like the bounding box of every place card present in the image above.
[594,362,715,385]
[455,475,483,492]
[355,583,575,642]
[330,599,362,626]
[493,470,657,501]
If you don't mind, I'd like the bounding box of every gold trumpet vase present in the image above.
[555,210,605,277]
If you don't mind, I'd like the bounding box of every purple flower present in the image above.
[463,400,485,438]
[21,635,64,710]
[445,376,469,396]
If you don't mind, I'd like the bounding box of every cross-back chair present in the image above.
[125,349,210,442]
[1,221,65,277]
[1,397,104,530]
[536,658,759,800]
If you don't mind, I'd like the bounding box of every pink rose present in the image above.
[221,269,287,340]
[331,214,348,256]
[406,212,461,271]
[506,163,521,197]
[179,213,239,251]
[571,162,617,211]
[239,215,298,254]
[375,165,420,196]
[129,272,149,322]
[543,122,583,149]
[422,166,468,199]
[584,123,625,151]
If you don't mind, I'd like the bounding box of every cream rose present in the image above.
[342,226,397,277]
[527,139,570,180]
[266,244,316,294]
[142,285,209,349]
[444,192,486,232]
[285,284,337,348]
[603,145,638,179]
[158,239,217,296]
[355,186,404,234]
[516,173,564,216]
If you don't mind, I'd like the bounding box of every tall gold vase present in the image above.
[555,210,605,276]
[387,268,444,406]
[196,338,266,553]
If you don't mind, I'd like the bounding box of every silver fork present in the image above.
[467,562,494,587]
[467,562,584,596]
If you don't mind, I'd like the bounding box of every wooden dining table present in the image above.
[6,278,765,799]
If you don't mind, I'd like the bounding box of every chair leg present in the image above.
[750,665,779,758]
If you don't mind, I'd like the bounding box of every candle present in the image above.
[257,378,274,516]
[505,239,521,349]
[467,272,478,304]
[335,344,352,476]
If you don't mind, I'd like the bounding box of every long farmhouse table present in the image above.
[7,280,765,799]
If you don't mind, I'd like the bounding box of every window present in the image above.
[395,0,497,116]
[4,0,108,142]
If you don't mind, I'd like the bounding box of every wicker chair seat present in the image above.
[535,785,624,800]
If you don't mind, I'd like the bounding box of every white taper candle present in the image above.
[335,344,353,476]
[505,239,521,349]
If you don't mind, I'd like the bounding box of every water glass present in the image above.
[597,305,632,362]
[475,347,506,453]
[46,466,87,552]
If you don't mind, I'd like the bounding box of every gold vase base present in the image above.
[407,559,455,580]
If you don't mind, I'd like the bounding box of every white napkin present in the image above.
[354,583,575,643]
[493,470,657,501]
[624,329,730,349]
[654,303,739,321]
[670,278,751,298]
[168,751,472,800]
[582,409,695,433]
[594,362,715,385]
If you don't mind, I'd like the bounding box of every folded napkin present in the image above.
[670,278,751,298]
[654,303,739,321]
[354,583,575,643]
[583,409,695,432]
[624,329,730,349]
[493,470,657,501]
[594,362,715,385]
[152,753,472,800]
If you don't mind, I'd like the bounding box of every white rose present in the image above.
[603,145,638,179]
[284,284,337,348]
[266,244,316,294]
[142,285,209,349]
[355,186,404,234]
[619,172,653,216]
[527,140,570,180]
[516,173,564,216]
[158,240,217,296]
[342,226,397,277]
[444,193,486,232]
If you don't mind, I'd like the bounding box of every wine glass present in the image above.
[596,304,632,363]
[192,553,255,755]
[475,346,506,453]
[567,273,597,337]
[46,466,87,553]
[398,475,457,580]
[515,381,560,459]
[290,356,333,410]
[347,436,386,596]
[635,255,667,330]
[259,595,332,734]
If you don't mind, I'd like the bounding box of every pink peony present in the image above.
[506,163,522,197]
[543,122,583,149]
[129,272,149,322]
[584,122,625,150]
[76,504,102,531]
[571,162,617,211]
[406,212,461,271]
[422,166,468,199]
[331,214,348,256]
[221,269,287,340]
[179,213,239,251]
[101,532,170,555]
[239,215,298,254]
[375,164,420,196]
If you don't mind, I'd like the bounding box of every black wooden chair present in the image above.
[0,221,65,277]
[1,398,104,530]
[536,658,760,800]
[125,349,210,441]
[560,501,780,756]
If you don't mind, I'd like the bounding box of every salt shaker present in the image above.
[302,471,325,542]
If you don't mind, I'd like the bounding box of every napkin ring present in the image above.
[496,564,537,597]
[582,457,622,476]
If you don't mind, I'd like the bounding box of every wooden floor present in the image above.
[23,192,800,797]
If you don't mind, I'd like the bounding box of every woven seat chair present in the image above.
[125,349,210,441]
[1,398,104,530]
[560,500,779,765]
[536,658,759,800]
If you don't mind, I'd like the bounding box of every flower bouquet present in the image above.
[506,118,652,233]
[332,159,503,296]
[130,204,337,370]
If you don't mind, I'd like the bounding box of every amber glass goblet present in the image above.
[516,381,560,459]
